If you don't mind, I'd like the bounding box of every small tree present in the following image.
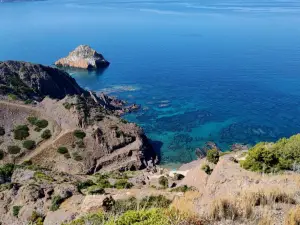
[201,164,213,175]
[14,125,29,140]
[73,130,86,139]
[207,148,220,164]
[7,146,21,154]
[57,147,68,154]
[41,129,51,139]
[35,119,48,129]
[23,140,36,150]
[158,176,168,188]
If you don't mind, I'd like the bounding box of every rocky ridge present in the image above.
[55,45,110,69]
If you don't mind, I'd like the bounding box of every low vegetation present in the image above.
[23,140,36,150]
[12,205,22,217]
[206,148,220,164]
[201,164,213,175]
[50,195,64,211]
[87,185,105,195]
[0,126,5,136]
[34,171,54,182]
[114,179,134,189]
[41,129,51,139]
[7,145,21,154]
[27,116,38,125]
[73,130,86,139]
[159,176,169,188]
[171,185,195,193]
[72,152,83,161]
[285,206,300,225]
[0,150,4,160]
[57,146,68,154]
[241,134,300,173]
[14,124,29,140]
[35,119,48,129]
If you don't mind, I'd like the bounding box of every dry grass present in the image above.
[257,215,273,225]
[172,191,202,214]
[209,189,296,222]
[285,205,300,225]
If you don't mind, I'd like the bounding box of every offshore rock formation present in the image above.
[0,61,85,100]
[55,45,110,69]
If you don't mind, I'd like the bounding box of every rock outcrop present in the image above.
[55,45,110,69]
[0,61,86,100]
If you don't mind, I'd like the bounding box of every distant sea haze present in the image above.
[1,0,300,166]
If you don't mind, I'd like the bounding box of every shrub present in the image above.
[0,126,5,136]
[73,130,86,139]
[0,164,15,182]
[95,179,112,189]
[34,171,53,182]
[29,211,44,225]
[207,148,220,164]
[72,152,83,161]
[201,164,213,175]
[62,212,106,225]
[64,153,71,159]
[63,102,73,110]
[50,195,64,211]
[0,150,4,160]
[174,173,185,180]
[87,185,105,195]
[22,160,33,166]
[27,116,38,125]
[7,145,21,154]
[114,179,134,189]
[34,127,42,132]
[12,205,22,217]
[14,125,29,140]
[23,140,36,150]
[158,176,168,188]
[24,99,33,105]
[140,195,172,209]
[8,93,17,100]
[77,180,95,193]
[171,185,195,193]
[41,129,51,139]
[35,119,48,129]
[57,146,68,154]
[76,140,85,148]
[241,134,300,173]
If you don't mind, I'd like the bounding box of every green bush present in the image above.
[63,102,73,110]
[50,195,64,211]
[201,164,213,175]
[114,179,134,189]
[207,148,220,164]
[87,185,105,195]
[72,152,83,161]
[24,99,33,105]
[57,146,68,154]
[171,185,195,193]
[34,127,42,132]
[8,93,17,100]
[173,173,185,180]
[41,129,51,139]
[241,134,300,173]
[95,179,112,189]
[77,180,95,193]
[35,119,48,129]
[23,140,36,150]
[34,171,53,182]
[14,125,29,140]
[29,211,44,225]
[73,130,86,139]
[22,160,33,166]
[0,126,5,136]
[158,176,168,188]
[0,164,15,182]
[0,150,4,160]
[12,205,22,217]
[27,116,38,125]
[140,195,172,208]
[7,145,21,154]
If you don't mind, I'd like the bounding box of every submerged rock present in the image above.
[55,45,110,69]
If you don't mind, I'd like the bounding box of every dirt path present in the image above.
[0,100,67,164]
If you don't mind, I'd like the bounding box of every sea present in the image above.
[1,0,300,166]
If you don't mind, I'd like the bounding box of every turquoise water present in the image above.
[1,0,300,164]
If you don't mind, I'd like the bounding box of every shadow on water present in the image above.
[61,67,108,76]
[149,139,163,163]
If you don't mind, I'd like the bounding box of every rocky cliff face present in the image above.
[0,61,86,100]
[55,45,110,69]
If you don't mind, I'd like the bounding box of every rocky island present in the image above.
[55,45,110,69]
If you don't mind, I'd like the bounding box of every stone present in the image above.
[55,45,110,69]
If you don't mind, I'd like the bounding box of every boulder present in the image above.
[55,45,110,69]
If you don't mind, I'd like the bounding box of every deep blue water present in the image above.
[1,0,300,166]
